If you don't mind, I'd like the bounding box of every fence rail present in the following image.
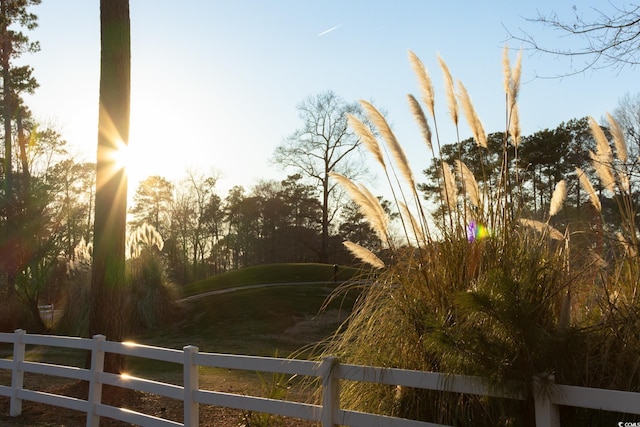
[1,329,639,426]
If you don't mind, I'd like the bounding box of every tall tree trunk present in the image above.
[89,0,130,374]
[320,170,329,263]
[16,108,29,180]
[0,0,18,320]
[1,0,11,189]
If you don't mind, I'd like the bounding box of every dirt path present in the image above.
[178,281,346,302]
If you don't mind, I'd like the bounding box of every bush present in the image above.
[56,225,180,337]
[0,289,29,333]
[126,248,180,333]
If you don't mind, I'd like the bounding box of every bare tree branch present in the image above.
[272,90,371,262]
[507,2,640,77]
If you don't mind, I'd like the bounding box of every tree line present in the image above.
[128,172,381,285]
[420,111,640,235]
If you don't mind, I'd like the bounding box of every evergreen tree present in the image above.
[129,175,174,238]
[0,0,40,330]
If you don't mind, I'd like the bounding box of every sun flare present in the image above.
[111,139,130,173]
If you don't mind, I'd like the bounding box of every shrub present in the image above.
[56,225,180,337]
[318,48,640,425]
[126,247,180,333]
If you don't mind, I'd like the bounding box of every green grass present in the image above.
[121,281,361,379]
[180,263,360,297]
[121,264,366,373]
[114,264,363,373]
[137,282,360,358]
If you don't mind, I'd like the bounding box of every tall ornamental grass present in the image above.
[319,47,640,426]
[57,224,179,337]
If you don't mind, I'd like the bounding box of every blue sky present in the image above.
[21,1,639,197]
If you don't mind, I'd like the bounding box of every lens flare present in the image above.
[467,221,490,242]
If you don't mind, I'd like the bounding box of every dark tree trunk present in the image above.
[320,171,329,263]
[17,108,29,180]
[1,0,11,187]
[89,0,130,374]
[1,0,16,295]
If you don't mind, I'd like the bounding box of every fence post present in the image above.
[86,334,105,427]
[320,356,340,427]
[183,345,199,427]
[533,374,560,427]
[10,329,26,416]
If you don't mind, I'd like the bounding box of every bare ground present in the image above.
[0,374,320,426]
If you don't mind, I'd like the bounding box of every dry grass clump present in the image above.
[320,48,640,425]
[126,225,180,333]
[56,225,179,337]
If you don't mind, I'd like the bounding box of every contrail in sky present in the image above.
[318,24,343,37]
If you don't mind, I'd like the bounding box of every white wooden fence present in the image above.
[1,329,639,426]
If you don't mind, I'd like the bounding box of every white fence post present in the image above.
[320,356,339,427]
[86,334,105,427]
[534,374,560,427]
[10,329,26,416]
[183,345,199,426]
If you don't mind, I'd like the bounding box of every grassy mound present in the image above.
[146,283,359,357]
[139,263,368,356]
[180,263,360,297]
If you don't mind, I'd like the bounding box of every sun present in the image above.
[111,139,130,173]
[113,141,131,173]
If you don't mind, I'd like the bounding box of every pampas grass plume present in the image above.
[512,51,522,98]
[502,46,512,101]
[458,81,487,148]
[348,114,386,169]
[127,223,164,259]
[330,172,388,242]
[589,151,616,194]
[437,54,458,126]
[441,161,457,210]
[519,218,564,240]
[618,171,630,193]
[549,180,566,218]
[359,182,390,242]
[616,232,637,258]
[360,99,416,189]
[606,113,628,163]
[509,103,521,147]
[502,46,522,109]
[408,50,435,118]
[455,159,480,208]
[589,116,613,164]
[407,94,432,151]
[576,167,602,212]
[343,241,385,269]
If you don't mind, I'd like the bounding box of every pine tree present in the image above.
[89,0,130,373]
